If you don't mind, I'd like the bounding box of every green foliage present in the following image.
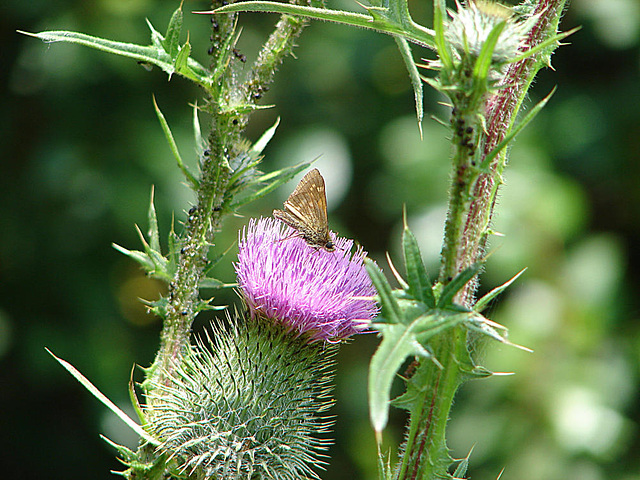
[212,1,435,47]
[366,220,528,476]
[212,0,433,131]
[46,349,158,446]
[20,5,213,89]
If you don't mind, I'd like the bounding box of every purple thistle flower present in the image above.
[236,217,378,342]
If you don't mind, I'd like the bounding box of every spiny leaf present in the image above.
[437,261,484,308]
[112,243,155,272]
[386,251,410,290]
[211,20,241,85]
[174,39,191,76]
[466,313,532,352]
[163,3,184,58]
[250,117,281,159]
[199,277,236,289]
[369,320,431,435]
[19,29,212,88]
[128,367,146,425]
[193,102,205,155]
[229,161,312,209]
[153,96,199,187]
[508,27,581,65]
[101,435,136,461]
[433,0,452,71]
[203,242,236,278]
[46,348,159,446]
[207,3,435,48]
[402,221,435,308]
[369,310,469,434]
[472,20,506,87]
[481,88,556,169]
[147,187,161,254]
[474,267,526,312]
[366,258,402,325]
[394,36,423,136]
[451,445,474,479]
[135,224,172,281]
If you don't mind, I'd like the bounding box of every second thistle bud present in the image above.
[446,0,536,68]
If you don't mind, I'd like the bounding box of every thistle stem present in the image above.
[398,1,570,477]
[438,0,569,305]
[148,0,317,388]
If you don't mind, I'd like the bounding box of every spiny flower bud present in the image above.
[146,320,336,479]
[446,0,537,65]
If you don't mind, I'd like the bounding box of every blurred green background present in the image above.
[2,0,640,478]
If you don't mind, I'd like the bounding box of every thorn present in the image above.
[385,251,408,289]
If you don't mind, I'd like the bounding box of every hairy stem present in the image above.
[149,0,317,388]
[439,0,568,306]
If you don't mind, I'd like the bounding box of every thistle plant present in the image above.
[23,0,573,478]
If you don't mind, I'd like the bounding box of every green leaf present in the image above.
[203,242,236,279]
[19,27,213,89]
[377,450,394,480]
[211,24,241,86]
[199,277,236,289]
[394,36,423,135]
[437,261,484,308]
[153,96,199,187]
[46,348,159,446]
[401,224,435,308]
[508,27,581,65]
[163,3,184,59]
[481,88,556,170]
[229,161,312,209]
[135,224,172,281]
[194,298,227,313]
[366,258,402,325]
[474,267,526,313]
[112,213,173,282]
[250,117,281,159]
[174,40,191,76]
[369,321,431,434]
[433,0,452,71]
[147,187,161,254]
[193,102,204,155]
[411,311,468,344]
[101,435,136,462]
[167,220,181,270]
[466,312,532,352]
[451,446,474,479]
[369,310,468,434]
[207,3,435,48]
[112,243,155,272]
[128,368,146,425]
[472,20,506,87]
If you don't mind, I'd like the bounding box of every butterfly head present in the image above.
[323,239,335,252]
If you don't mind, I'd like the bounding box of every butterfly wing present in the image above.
[273,168,334,251]
[282,168,329,232]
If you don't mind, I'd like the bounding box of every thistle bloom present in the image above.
[236,217,378,342]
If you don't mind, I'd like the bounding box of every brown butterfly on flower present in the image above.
[273,168,335,252]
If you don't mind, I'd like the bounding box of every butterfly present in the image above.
[273,168,335,252]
